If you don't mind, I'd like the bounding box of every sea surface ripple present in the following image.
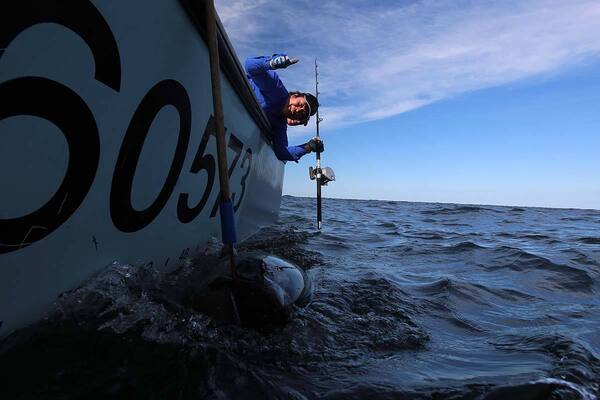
[1,196,599,399]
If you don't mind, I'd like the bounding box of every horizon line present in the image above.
[282,194,600,212]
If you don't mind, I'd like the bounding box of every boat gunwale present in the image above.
[178,0,274,144]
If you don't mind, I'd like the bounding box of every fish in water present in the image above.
[188,253,313,327]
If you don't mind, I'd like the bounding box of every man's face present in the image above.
[287,94,310,122]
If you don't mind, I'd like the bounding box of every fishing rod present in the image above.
[315,59,322,229]
[309,59,335,230]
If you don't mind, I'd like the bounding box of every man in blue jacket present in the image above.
[245,54,323,162]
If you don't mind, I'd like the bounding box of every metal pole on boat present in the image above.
[315,59,323,230]
[205,0,237,276]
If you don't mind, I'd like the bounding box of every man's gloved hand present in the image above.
[304,137,324,153]
[269,54,299,69]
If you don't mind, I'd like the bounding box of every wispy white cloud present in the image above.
[216,0,600,134]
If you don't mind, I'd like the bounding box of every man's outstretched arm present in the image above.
[244,56,272,76]
[245,54,298,76]
[245,56,281,102]
[244,55,298,97]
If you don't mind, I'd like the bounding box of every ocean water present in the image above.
[1,196,599,399]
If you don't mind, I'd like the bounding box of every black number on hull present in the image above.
[0,2,257,254]
[234,149,253,212]
[177,116,216,223]
[209,133,244,217]
[110,80,191,233]
[0,0,122,91]
[0,0,119,253]
[0,77,100,254]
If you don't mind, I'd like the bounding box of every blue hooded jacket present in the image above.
[244,56,307,162]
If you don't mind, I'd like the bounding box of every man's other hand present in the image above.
[304,137,324,153]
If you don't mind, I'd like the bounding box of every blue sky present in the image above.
[215,0,600,209]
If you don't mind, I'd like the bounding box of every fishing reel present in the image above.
[309,166,336,186]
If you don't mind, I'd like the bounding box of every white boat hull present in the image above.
[0,0,284,337]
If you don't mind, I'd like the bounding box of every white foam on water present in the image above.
[533,377,597,400]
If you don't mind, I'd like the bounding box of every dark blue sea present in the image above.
[2,196,599,399]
